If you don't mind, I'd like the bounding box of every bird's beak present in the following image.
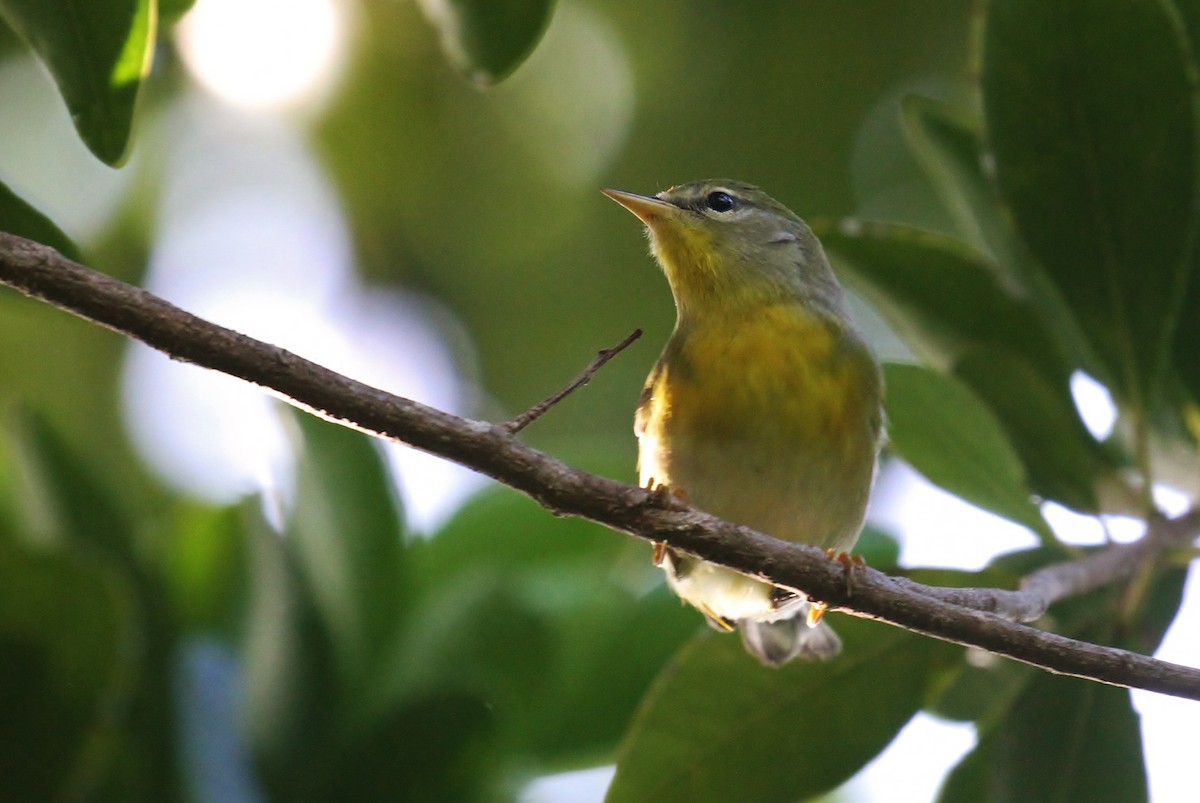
[601,188,678,225]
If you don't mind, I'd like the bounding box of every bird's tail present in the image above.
[739,610,842,667]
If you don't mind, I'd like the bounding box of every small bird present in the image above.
[603,180,883,666]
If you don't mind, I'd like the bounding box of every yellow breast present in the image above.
[636,300,881,548]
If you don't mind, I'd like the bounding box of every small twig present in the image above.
[892,510,1200,623]
[503,328,642,434]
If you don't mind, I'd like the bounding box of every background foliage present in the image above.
[0,0,1197,801]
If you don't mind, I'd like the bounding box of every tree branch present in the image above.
[2,231,1199,699]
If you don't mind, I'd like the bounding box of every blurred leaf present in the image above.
[927,657,1033,725]
[285,411,407,696]
[402,481,692,767]
[0,540,138,802]
[163,504,250,638]
[2,409,184,800]
[818,222,1116,511]
[240,507,341,794]
[1120,564,1188,655]
[311,693,496,803]
[387,574,556,731]
[526,585,696,764]
[4,408,135,564]
[0,0,154,165]
[158,0,195,24]
[980,0,1199,408]
[938,677,1146,803]
[607,617,956,803]
[416,0,556,85]
[883,363,1054,543]
[855,523,901,570]
[0,176,78,258]
[416,484,626,591]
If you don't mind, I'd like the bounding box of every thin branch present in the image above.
[2,231,1200,699]
[503,328,642,434]
[891,510,1200,623]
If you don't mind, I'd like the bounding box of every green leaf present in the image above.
[403,481,693,766]
[938,677,1146,803]
[240,506,341,788]
[883,363,1055,543]
[0,540,138,801]
[819,221,1063,378]
[416,0,556,85]
[607,617,956,803]
[525,585,697,764]
[3,408,136,565]
[980,0,1200,408]
[951,347,1116,513]
[162,504,250,638]
[158,0,196,24]
[819,221,1118,512]
[0,0,154,165]
[899,95,1016,268]
[898,96,1107,378]
[309,693,496,802]
[285,411,407,699]
[0,177,78,258]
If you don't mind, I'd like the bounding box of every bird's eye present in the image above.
[705,191,737,213]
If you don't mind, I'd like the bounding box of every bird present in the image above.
[603,180,883,666]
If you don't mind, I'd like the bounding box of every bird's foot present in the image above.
[826,549,865,597]
[644,477,689,507]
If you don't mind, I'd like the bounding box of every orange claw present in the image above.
[806,601,828,627]
[652,542,668,566]
[825,549,865,596]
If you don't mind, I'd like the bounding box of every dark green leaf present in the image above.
[899,95,1015,268]
[312,693,496,803]
[0,541,138,801]
[819,221,1121,512]
[819,221,1061,378]
[0,0,154,165]
[883,363,1054,543]
[898,96,1106,379]
[416,0,556,85]
[952,347,1121,513]
[402,481,691,766]
[0,177,78,258]
[158,0,196,24]
[525,585,696,764]
[607,617,956,803]
[938,677,1146,803]
[3,408,136,565]
[855,523,901,570]
[240,507,341,790]
[980,0,1200,408]
[285,411,407,698]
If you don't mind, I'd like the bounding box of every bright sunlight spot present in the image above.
[1069,370,1117,440]
[176,0,349,112]
[871,462,1039,570]
[123,102,481,533]
[844,714,976,802]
